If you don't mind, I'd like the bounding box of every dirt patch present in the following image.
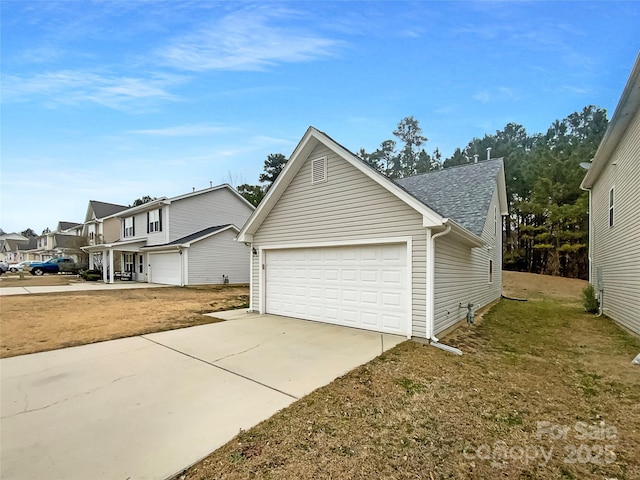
[502,270,587,302]
[0,285,249,358]
[179,272,639,480]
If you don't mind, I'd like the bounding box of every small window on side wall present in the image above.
[489,259,494,284]
[609,187,614,227]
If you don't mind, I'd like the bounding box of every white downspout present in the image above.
[426,225,462,355]
[248,243,254,312]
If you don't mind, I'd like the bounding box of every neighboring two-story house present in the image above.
[29,222,84,261]
[0,232,30,263]
[84,184,254,285]
[82,200,130,272]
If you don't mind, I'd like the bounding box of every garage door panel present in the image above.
[265,244,409,335]
[149,253,181,286]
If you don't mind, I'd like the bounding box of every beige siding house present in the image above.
[581,53,640,336]
[238,127,508,343]
[84,185,254,286]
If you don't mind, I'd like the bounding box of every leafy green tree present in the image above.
[131,195,157,207]
[393,116,428,177]
[236,184,265,207]
[21,228,37,237]
[258,153,288,191]
[370,139,398,177]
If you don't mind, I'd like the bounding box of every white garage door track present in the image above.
[0,311,404,480]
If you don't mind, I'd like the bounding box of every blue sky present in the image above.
[1,1,639,234]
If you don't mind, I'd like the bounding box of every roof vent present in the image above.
[487,147,492,160]
[473,154,479,164]
[311,156,327,184]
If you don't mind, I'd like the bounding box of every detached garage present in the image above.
[238,127,508,342]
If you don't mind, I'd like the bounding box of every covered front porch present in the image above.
[83,239,147,284]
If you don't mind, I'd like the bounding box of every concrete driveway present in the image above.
[0,311,405,480]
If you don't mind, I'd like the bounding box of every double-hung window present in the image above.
[148,209,162,233]
[124,217,135,237]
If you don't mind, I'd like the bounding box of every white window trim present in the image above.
[608,187,614,228]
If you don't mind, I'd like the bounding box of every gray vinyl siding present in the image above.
[433,188,503,335]
[590,107,640,336]
[169,188,253,242]
[252,144,429,338]
[187,229,250,285]
[121,212,166,245]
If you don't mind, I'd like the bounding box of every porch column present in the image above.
[102,251,108,283]
[108,250,115,284]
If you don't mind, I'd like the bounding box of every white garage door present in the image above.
[266,244,409,335]
[149,252,182,285]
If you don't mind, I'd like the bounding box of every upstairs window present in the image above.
[148,208,163,233]
[124,217,135,237]
[609,187,614,227]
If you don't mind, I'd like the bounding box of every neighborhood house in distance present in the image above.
[238,127,508,342]
[83,185,255,285]
[2,184,255,286]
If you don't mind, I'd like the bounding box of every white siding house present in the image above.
[83,185,254,286]
[581,53,640,336]
[238,127,508,342]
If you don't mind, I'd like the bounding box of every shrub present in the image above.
[81,269,102,281]
[582,285,600,313]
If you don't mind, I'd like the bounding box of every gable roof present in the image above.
[87,200,129,220]
[57,221,81,232]
[109,184,254,219]
[54,234,80,248]
[581,52,640,189]
[395,159,506,237]
[238,127,505,247]
[141,224,238,250]
[17,237,38,250]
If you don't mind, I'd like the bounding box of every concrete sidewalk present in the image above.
[0,282,170,296]
[1,311,405,480]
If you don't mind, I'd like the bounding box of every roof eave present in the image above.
[237,127,444,241]
[581,53,640,190]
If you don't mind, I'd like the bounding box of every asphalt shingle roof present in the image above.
[142,225,232,248]
[395,159,503,237]
[90,200,129,219]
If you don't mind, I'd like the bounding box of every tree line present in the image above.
[237,106,608,279]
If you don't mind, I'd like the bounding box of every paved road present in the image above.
[0,310,405,480]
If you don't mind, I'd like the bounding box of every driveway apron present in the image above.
[0,312,404,480]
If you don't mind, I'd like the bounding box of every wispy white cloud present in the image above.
[1,70,185,111]
[473,86,518,103]
[129,124,238,137]
[157,7,342,72]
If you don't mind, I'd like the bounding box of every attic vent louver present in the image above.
[311,156,327,184]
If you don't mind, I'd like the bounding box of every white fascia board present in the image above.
[581,53,640,190]
[107,199,169,219]
[182,225,239,247]
[497,163,509,215]
[237,126,445,240]
[237,129,319,242]
[170,184,256,211]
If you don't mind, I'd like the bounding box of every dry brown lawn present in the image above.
[0,285,249,358]
[179,272,640,480]
[0,274,83,287]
